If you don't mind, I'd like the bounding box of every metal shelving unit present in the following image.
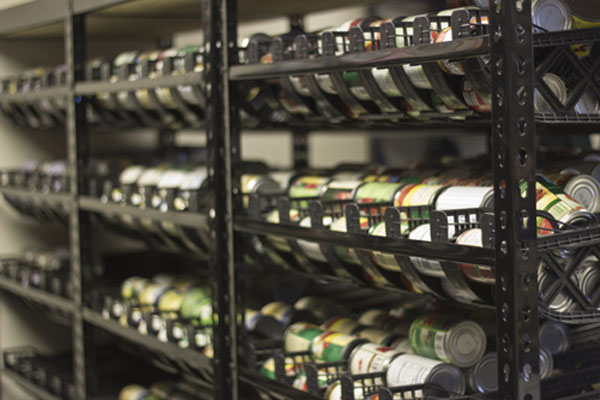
[1,368,62,400]
[0,0,599,399]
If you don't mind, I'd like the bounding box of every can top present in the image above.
[575,92,600,115]
[539,320,571,355]
[539,346,554,380]
[445,320,487,368]
[428,362,467,396]
[564,174,600,213]
[532,0,572,32]
[535,73,568,113]
[468,352,498,394]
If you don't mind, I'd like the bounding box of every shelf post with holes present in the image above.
[490,1,541,399]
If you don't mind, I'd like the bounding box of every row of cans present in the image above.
[118,381,199,400]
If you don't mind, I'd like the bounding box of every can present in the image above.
[385,354,466,396]
[390,337,414,353]
[394,184,446,208]
[396,17,434,90]
[241,174,281,196]
[532,0,572,32]
[245,308,284,338]
[321,179,363,202]
[538,266,577,312]
[157,289,184,314]
[455,229,496,285]
[358,309,393,328]
[435,185,495,211]
[408,224,448,279]
[260,356,296,380]
[297,216,333,263]
[560,162,600,184]
[288,176,331,198]
[572,255,600,303]
[284,322,326,353]
[179,287,213,326]
[447,0,489,7]
[353,182,404,203]
[173,167,208,211]
[120,276,150,301]
[575,91,600,114]
[352,326,401,346]
[463,77,492,113]
[118,384,149,400]
[369,222,403,273]
[349,343,403,376]
[311,331,367,362]
[530,175,594,235]
[292,370,329,392]
[551,173,600,213]
[294,296,349,322]
[329,216,367,265]
[535,73,569,113]
[539,346,555,379]
[539,320,571,354]
[409,313,487,367]
[324,380,365,400]
[261,301,317,327]
[321,316,361,334]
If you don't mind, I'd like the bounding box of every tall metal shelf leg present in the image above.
[491,2,541,400]
[206,0,240,397]
[66,2,94,398]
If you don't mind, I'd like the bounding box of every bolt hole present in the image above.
[500,210,507,230]
[503,363,510,383]
[523,363,532,382]
[501,240,508,255]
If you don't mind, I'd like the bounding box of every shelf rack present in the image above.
[0,0,598,399]
[1,368,62,400]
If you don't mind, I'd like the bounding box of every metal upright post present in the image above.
[490,2,541,400]
[292,129,309,170]
[65,1,93,398]
[204,0,240,397]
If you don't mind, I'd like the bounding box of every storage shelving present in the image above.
[0,0,599,399]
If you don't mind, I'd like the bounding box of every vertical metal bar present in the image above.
[490,1,540,400]
[65,1,92,398]
[204,0,239,396]
[292,129,309,170]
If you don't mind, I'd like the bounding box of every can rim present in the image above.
[445,320,487,368]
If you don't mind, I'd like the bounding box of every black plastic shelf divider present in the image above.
[75,72,202,95]
[1,368,62,400]
[229,35,490,81]
[79,196,208,228]
[0,87,69,103]
[0,276,75,314]
[234,217,495,265]
[0,188,72,209]
[82,308,212,371]
[239,370,322,400]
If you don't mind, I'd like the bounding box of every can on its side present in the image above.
[463,77,492,113]
[260,356,296,380]
[321,179,364,202]
[539,320,571,354]
[349,342,403,376]
[324,380,366,400]
[545,173,600,213]
[288,175,332,199]
[538,267,578,313]
[311,331,367,362]
[386,354,466,396]
[294,296,349,322]
[358,309,393,329]
[353,182,404,203]
[352,326,403,347]
[575,91,600,115]
[434,186,494,211]
[284,322,326,353]
[321,316,361,334]
[297,216,333,263]
[534,73,569,113]
[455,228,496,285]
[408,224,448,279]
[409,313,487,368]
[532,0,572,32]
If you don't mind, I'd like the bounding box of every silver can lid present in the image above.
[575,92,600,115]
[538,269,577,312]
[535,73,568,113]
[427,363,466,396]
[467,352,498,394]
[539,320,571,354]
[564,174,600,213]
[532,0,572,32]
[539,346,554,380]
[445,320,487,368]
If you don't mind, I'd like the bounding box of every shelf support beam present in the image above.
[491,1,541,399]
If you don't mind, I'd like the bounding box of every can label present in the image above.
[350,343,401,375]
[408,225,446,278]
[409,314,459,362]
[284,322,325,353]
[570,15,599,58]
[462,78,492,113]
[529,176,586,235]
[354,326,397,346]
[311,331,359,362]
[245,309,262,331]
[261,302,293,325]
[386,354,442,391]
[354,182,402,203]
[456,229,495,284]
[370,222,403,271]
[322,180,362,202]
[372,68,403,97]
[321,316,361,334]
[394,184,444,207]
[344,71,372,101]
[330,217,367,265]
[391,337,414,354]
[289,176,330,198]
[436,27,465,75]
[260,357,296,380]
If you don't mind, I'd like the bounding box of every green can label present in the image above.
[284,322,325,353]
[311,331,359,362]
[354,182,402,203]
[408,314,458,363]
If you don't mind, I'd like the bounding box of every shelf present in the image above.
[230,35,490,81]
[82,308,212,371]
[75,72,202,95]
[0,0,66,39]
[0,188,72,210]
[234,217,496,266]
[0,277,75,315]
[1,368,62,400]
[79,197,209,228]
[0,87,68,103]
[239,370,322,400]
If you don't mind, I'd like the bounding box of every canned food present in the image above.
[297,216,333,263]
[455,229,496,285]
[284,322,326,353]
[244,308,284,338]
[260,356,296,380]
[409,313,486,367]
[121,276,150,301]
[241,174,281,197]
[369,222,403,273]
[311,331,366,362]
[353,182,404,203]
[386,354,466,396]
[157,289,184,313]
[560,162,600,184]
[539,320,571,354]
[118,384,149,400]
[538,266,577,312]
[352,326,403,347]
[531,175,594,235]
[435,185,494,211]
[462,77,492,113]
[321,179,363,202]
[408,224,448,278]
[294,296,349,322]
[289,176,331,199]
[539,346,555,379]
[535,73,568,113]
[571,255,600,303]
[396,17,434,90]
[575,91,600,114]
[358,309,392,328]
[394,184,446,209]
[548,173,600,213]
[532,0,573,32]
[321,316,361,334]
[349,343,403,376]
[292,370,329,392]
[324,380,365,400]
[179,287,213,326]
[261,301,317,327]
